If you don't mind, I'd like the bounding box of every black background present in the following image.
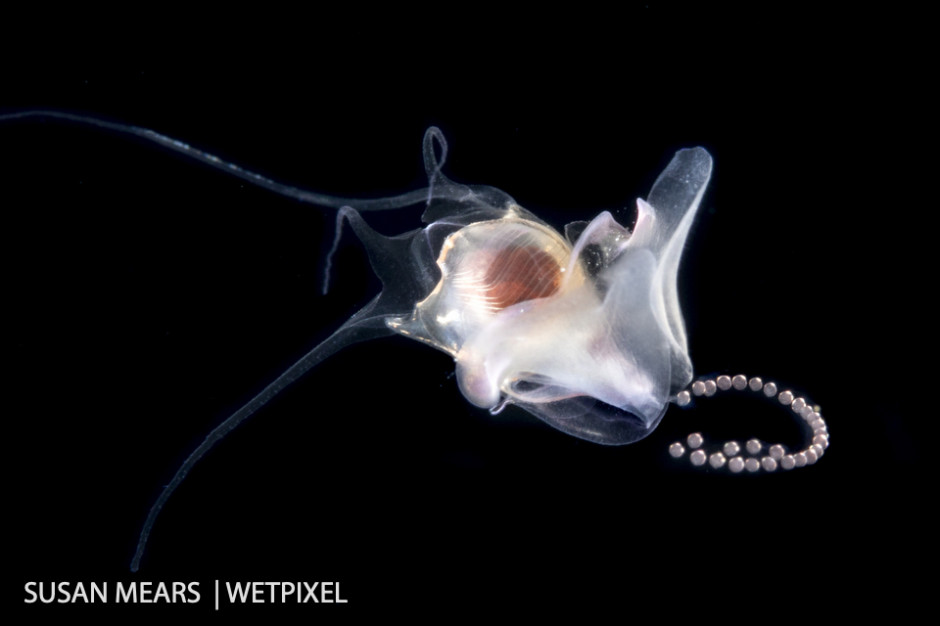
[3,13,926,621]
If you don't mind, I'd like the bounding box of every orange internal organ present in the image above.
[483,245,562,310]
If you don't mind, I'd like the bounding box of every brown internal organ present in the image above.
[484,246,562,310]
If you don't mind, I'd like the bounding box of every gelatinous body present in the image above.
[209,124,712,447]
[368,136,713,445]
[0,112,714,570]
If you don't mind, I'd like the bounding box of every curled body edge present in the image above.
[0,112,712,570]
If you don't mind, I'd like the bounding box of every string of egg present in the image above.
[668,374,829,472]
